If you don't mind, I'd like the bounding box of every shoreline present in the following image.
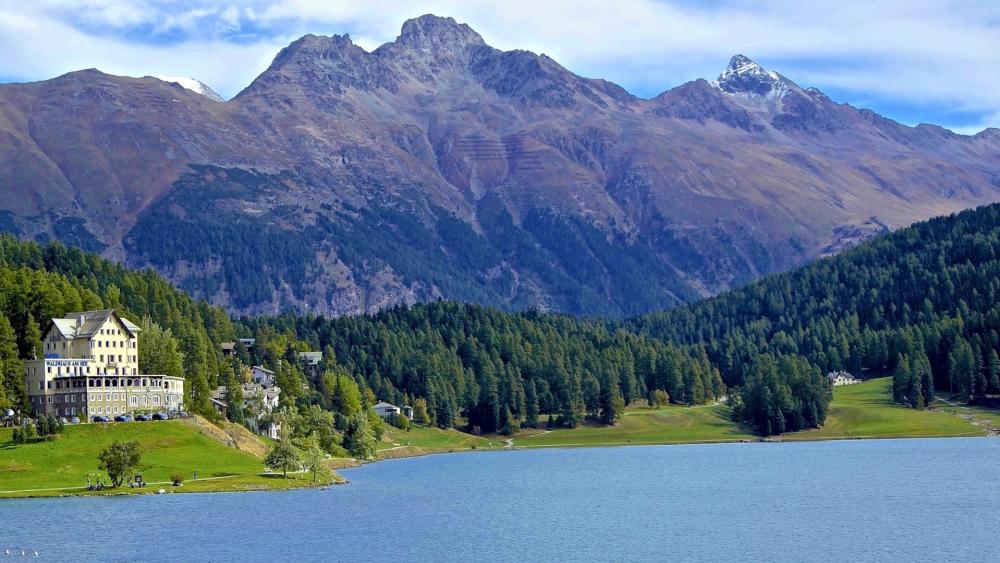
[4,430,993,500]
[358,427,992,465]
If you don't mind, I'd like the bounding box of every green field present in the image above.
[0,418,336,498]
[511,378,988,448]
[377,423,500,458]
[512,403,754,448]
[786,378,985,441]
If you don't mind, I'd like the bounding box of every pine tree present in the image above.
[987,350,1000,395]
[892,354,910,404]
[0,314,25,411]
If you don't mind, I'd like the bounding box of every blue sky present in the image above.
[1,0,997,134]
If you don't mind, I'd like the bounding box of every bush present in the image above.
[36,415,64,437]
[389,412,410,431]
[170,473,184,486]
[12,420,36,444]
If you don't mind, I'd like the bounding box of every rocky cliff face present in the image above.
[1,15,998,317]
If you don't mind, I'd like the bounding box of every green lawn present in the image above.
[512,403,755,448]
[377,423,499,457]
[512,377,988,448]
[785,378,985,440]
[0,419,335,497]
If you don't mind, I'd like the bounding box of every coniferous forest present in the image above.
[631,204,1000,423]
[4,203,1000,438]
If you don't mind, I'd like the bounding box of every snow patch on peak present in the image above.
[153,75,224,102]
[711,55,787,99]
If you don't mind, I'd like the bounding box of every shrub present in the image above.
[389,412,410,431]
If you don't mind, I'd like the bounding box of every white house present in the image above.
[373,401,401,420]
[212,382,282,439]
[251,365,276,387]
[827,371,861,386]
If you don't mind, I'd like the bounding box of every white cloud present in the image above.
[1,0,998,132]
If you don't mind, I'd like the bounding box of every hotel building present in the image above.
[24,310,184,419]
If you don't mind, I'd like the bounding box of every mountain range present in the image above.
[1,14,998,318]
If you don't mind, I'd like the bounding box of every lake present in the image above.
[3,438,1000,562]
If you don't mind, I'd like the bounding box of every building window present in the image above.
[130,396,138,406]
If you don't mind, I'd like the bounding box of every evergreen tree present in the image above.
[0,314,25,411]
[344,412,377,460]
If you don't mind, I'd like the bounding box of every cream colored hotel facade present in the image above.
[23,310,184,419]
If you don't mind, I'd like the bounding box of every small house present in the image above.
[251,365,276,387]
[827,371,860,386]
[373,401,401,420]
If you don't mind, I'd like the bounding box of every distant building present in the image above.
[402,405,414,419]
[251,365,276,387]
[827,371,861,386]
[24,310,184,419]
[298,351,323,380]
[373,401,401,420]
[238,338,256,350]
[220,342,236,356]
[212,382,282,439]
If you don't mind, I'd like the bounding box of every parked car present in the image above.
[152,412,169,421]
[114,414,134,423]
[176,411,189,418]
[69,416,81,424]
[92,416,109,423]
[135,413,151,422]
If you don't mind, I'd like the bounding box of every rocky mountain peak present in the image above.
[397,14,485,52]
[713,54,787,97]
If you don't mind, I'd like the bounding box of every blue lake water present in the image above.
[3,438,1000,562]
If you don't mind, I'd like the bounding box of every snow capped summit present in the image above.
[712,55,788,98]
[153,75,224,102]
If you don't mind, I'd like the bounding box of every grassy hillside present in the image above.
[0,418,336,498]
[376,424,501,459]
[786,378,983,440]
[509,378,987,448]
[513,403,754,448]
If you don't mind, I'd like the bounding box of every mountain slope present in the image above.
[1,14,999,317]
[631,202,1000,407]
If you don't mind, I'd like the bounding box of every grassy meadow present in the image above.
[512,378,988,448]
[0,417,337,498]
[376,423,501,459]
[785,378,984,441]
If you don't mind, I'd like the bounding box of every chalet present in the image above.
[827,371,861,386]
[220,342,236,356]
[24,310,185,420]
[251,365,276,387]
[402,405,414,419]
